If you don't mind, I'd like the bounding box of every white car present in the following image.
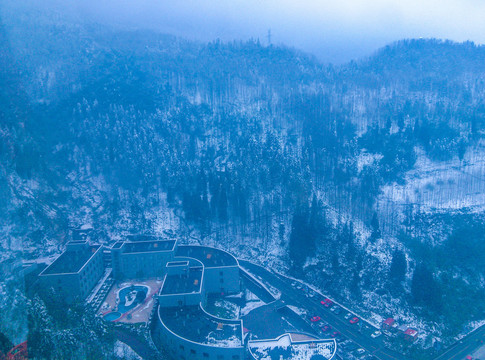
[371,330,382,338]
[344,312,352,319]
[356,348,365,355]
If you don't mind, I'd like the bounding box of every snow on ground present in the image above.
[240,300,266,317]
[378,146,485,235]
[214,299,239,319]
[357,151,383,173]
[245,288,260,302]
[249,334,335,360]
[287,305,307,317]
[114,340,142,360]
[456,319,485,340]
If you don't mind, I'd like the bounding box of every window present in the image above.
[232,356,240,360]
[217,355,224,360]
[190,349,196,355]
[179,345,184,351]
[220,278,224,283]
[203,353,209,358]
[219,271,223,276]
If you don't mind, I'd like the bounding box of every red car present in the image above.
[350,317,359,324]
[321,325,331,332]
[330,331,340,338]
[320,298,333,307]
[310,316,321,322]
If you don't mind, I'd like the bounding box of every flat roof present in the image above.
[160,268,203,295]
[159,305,243,347]
[122,240,176,253]
[176,245,237,268]
[167,261,189,267]
[41,245,100,275]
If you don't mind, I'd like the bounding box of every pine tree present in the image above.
[370,212,381,241]
[289,203,311,270]
[411,263,442,310]
[389,249,407,287]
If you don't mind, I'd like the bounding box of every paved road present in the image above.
[239,259,406,360]
[433,325,485,360]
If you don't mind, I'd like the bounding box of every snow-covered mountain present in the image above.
[2,2,485,351]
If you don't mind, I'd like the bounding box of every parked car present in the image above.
[371,330,382,338]
[344,312,352,319]
[330,331,340,338]
[321,325,331,332]
[310,316,321,322]
[345,342,359,352]
[383,330,393,337]
[332,306,342,314]
[355,348,366,357]
[350,317,360,324]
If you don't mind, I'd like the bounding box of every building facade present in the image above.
[111,239,177,280]
[38,241,104,303]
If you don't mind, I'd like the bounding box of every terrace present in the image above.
[158,305,243,347]
[41,245,100,275]
[160,267,203,295]
[176,245,237,268]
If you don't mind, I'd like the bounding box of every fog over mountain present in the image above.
[2,1,485,359]
[3,0,485,63]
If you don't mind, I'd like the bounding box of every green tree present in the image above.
[389,249,407,287]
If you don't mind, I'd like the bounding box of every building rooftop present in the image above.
[404,328,418,336]
[176,245,237,268]
[159,305,243,347]
[160,267,203,295]
[167,261,189,267]
[41,245,100,275]
[121,240,176,253]
[383,318,395,326]
[126,234,164,242]
[249,334,336,360]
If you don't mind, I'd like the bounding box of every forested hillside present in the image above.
[2,2,485,348]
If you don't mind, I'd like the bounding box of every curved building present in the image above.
[152,245,244,360]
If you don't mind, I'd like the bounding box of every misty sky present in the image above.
[8,0,485,63]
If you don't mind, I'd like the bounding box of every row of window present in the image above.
[178,345,240,360]
[160,328,241,360]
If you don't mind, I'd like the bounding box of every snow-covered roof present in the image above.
[248,333,337,360]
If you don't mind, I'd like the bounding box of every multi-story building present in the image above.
[38,241,104,303]
[152,245,245,360]
[111,239,177,280]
